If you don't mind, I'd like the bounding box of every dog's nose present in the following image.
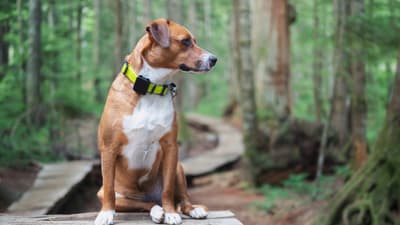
[209,55,218,68]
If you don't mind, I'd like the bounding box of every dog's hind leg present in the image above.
[175,163,208,219]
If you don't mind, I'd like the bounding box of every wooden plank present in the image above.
[7,161,95,216]
[182,114,244,177]
[0,211,243,225]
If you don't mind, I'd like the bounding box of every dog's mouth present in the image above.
[179,64,209,73]
[179,54,217,73]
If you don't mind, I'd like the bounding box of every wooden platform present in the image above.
[4,114,244,224]
[0,210,243,225]
[7,161,96,216]
[183,114,244,177]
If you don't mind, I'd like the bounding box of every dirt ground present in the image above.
[188,170,323,225]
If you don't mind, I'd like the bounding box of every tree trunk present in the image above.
[330,0,351,146]
[319,40,400,225]
[184,0,199,110]
[233,0,260,178]
[0,8,9,81]
[166,0,190,159]
[93,0,102,102]
[204,0,211,49]
[350,0,368,169]
[251,0,291,119]
[76,1,83,85]
[75,1,83,88]
[17,0,26,103]
[167,0,182,24]
[313,0,324,123]
[126,0,137,46]
[112,0,123,73]
[26,0,42,122]
[142,0,152,25]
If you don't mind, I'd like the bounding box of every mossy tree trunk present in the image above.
[312,0,324,123]
[350,0,368,169]
[233,0,261,179]
[319,42,400,225]
[27,0,42,124]
[331,0,351,146]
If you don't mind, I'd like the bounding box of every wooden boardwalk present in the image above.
[0,210,243,225]
[7,161,95,216]
[183,114,244,177]
[4,115,244,224]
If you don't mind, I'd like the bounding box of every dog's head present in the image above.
[131,18,217,73]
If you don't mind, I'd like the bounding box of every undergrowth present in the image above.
[255,166,350,213]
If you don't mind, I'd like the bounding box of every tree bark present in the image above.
[251,0,291,119]
[17,0,26,103]
[47,0,58,99]
[319,40,400,225]
[204,0,211,49]
[330,0,351,146]
[112,0,123,74]
[127,0,137,46]
[350,0,368,169]
[233,0,260,178]
[389,42,400,117]
[167,0,182,23]
[166,0,191,159]
[26,0,42,121]
[184,0,199,110]
[142,0,152,25]
[313,0,324,123]
[0,7,9,81]
[93,0,102,102]
[76,1,83,85]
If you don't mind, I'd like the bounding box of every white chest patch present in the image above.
[122,94,174,169]
[121,59,175,170]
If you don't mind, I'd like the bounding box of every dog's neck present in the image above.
[138,59,177,84]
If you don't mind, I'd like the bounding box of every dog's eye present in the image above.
[181,38,192,47]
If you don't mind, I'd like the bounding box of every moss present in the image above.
[318,116,400,225]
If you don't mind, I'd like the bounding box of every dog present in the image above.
[94,18,217,225]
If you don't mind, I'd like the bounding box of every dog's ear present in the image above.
[146,20,170,48]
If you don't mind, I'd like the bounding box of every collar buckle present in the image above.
[169,83,177,97]
[133,75,150,95]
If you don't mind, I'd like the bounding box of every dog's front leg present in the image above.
[159,129,181,225]
[95,151,117,225]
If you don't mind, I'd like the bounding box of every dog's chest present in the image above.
[121,95,174,169]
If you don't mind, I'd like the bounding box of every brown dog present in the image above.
[94,18,217,225]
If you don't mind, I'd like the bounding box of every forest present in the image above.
[1,0,400,225]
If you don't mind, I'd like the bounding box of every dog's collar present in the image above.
[120,61,176,96]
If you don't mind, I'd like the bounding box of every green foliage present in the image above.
[255,184,290,212]
[333,165,351,178]
[256,171,347,212]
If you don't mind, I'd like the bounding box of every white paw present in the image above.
[164,213,182,225]
[94,210,115,225]
[189,207,208,219]
[150,205,164,224]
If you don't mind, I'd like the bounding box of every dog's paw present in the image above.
[94,210,115,225]
[164,213,182,225]
[189,207,208,219]
[150,205,164,224]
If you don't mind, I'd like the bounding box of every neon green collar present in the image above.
[120,61,176,96]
